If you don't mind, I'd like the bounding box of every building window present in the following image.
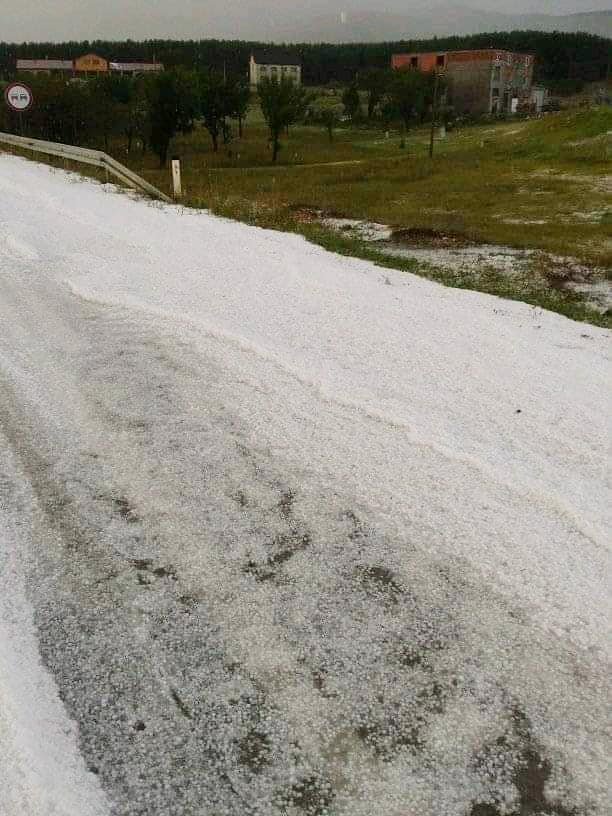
[436,55,445,67]
[410,57,418,68]
[291,66,298,73]
[492,87,500,98]
[494,66,501,81]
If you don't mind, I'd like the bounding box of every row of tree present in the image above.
[1,63,448,164]
[0,70,252,165]
[308,68,443,141]
[1,30,609,85]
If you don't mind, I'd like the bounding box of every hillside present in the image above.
[2,1,611,43]
[276,8,612,43]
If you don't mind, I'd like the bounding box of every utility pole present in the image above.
[429,69,440,159]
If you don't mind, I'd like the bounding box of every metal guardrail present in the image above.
[0,131,172,203]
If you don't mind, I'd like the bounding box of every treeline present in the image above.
[0,65,449,165]
[0,30,609,85]
[0,70,252,165]
[0,69,317,165]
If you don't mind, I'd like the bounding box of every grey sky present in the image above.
[2,1,609,42]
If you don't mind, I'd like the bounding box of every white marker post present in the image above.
[171,156,182,200]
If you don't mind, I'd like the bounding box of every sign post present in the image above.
[4,82,34,136]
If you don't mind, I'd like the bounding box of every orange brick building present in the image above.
[392,49,535,116]
[73,53,109,74]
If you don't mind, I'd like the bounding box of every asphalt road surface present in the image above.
[1,155,610,816]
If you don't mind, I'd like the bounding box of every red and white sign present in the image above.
[5,82,34,112]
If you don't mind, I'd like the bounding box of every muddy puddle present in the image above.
[314,214,611,314]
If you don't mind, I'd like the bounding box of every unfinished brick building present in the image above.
[392,49,535,116]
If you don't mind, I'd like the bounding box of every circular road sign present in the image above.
[5,82,34,112]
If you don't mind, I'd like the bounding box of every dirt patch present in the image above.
[284,775,334,816]
[169,687,193,720]
[131,558,178,586]
[342,509,370,541]
[312,668,337,699]
[291,206,327,223]
[398,636,447,669]
[237,729,272,774]
[531,252,590,287]
[355,677,454,759]
[245,528,313,582]
[233,489,249,508]
[243,485,313,582]
[470,708,580,816]
[391,227,473,249]
[356,564,404,605]
[278,488,295,518]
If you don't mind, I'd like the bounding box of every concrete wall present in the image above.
[448,60,494,116]
[392,50,535,117]
[448,54,534,116]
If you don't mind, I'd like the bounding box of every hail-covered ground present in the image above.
[0,154,610,816]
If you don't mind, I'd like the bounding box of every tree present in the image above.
[102,73,144,154]
[386,68,441,135]
[309,96,343,142]
[130,79,151,154]
[89,75,128,151]
[258,75,308,163]
[357,68,389,119]
[342,82,361,123]
[229,77,251,138]
[16,75,92,144]
[198,73,250,151]
[198,70,229,152]
[145,69,197,166]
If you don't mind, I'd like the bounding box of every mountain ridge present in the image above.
[267,8,612,43]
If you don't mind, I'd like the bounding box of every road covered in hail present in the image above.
[0,154,610,816]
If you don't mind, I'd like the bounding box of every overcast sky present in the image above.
[2,1,608,42]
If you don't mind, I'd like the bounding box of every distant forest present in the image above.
[1,31,610,86]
